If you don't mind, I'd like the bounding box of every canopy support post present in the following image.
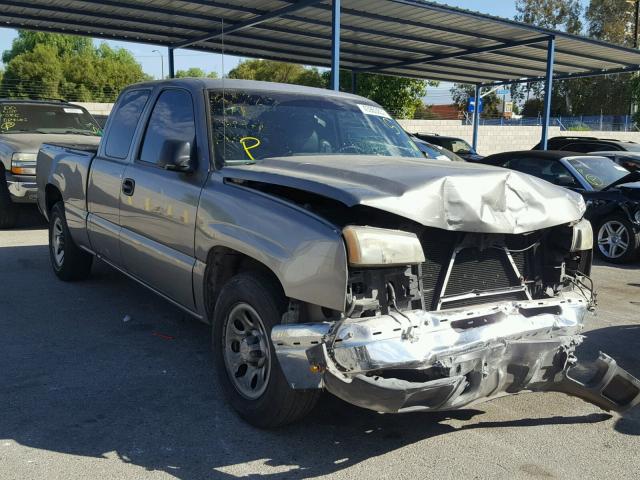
[331,0,341,91]
[472,84,480,151]
[541,37,555,149]
[168,47,175,78]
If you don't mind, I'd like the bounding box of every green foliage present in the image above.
[567,122,591,131]
[175,67,218,78]
[586,0,635,45]
[228,60,432,118]
[515,0,583,33]
[0,30,150,102]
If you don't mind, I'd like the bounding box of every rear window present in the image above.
[105,89,150,159]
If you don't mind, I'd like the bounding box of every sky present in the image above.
[0,0,519,104]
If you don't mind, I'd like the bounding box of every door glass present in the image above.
[140,90,195,165]
[105,89,150,159]
[504,157,578,186]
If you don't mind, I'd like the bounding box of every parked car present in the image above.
[481,150,640,263]
[0,99,101,228]
[412,132,484,161]
[36,79,639,427]
[408,134,464,161]
[587,151,640,172]
[532,135,640,153]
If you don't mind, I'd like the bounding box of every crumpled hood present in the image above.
[0,133,100,153]
[222,156,586,234]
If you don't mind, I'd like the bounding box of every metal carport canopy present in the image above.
[3,0,640,86]
[4,0,640,150]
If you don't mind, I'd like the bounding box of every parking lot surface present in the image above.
[1,207,639,480]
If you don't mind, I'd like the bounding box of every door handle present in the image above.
[122,178,136,196]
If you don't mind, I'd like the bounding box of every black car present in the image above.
[482,150,640,264]
[586,151,640,173]
[408,134,465,161]
[532,135,640,154]
[412,133,483,161]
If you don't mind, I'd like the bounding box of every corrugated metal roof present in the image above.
[2,0,640,85]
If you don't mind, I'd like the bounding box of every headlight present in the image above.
[634,210,640,224]
[343,226,425,267]
[11,152,37,175]
[570,218,593,252]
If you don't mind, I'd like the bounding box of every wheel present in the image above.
[212,272,320,428]
[49,201,93,281]
[595,215,640,264]
[0,171,18,229]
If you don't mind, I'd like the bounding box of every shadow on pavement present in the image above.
[13,204,47,230]
[0,242,635,479]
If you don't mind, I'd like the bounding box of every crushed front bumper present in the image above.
[6,173,37,203]
[272,294,640,414]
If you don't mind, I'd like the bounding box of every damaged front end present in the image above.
[272,219,640,414]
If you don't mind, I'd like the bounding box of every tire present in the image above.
[212,272,320,428]
[0,170,18,229]
[595,214,640,264]
[49,201,93,281]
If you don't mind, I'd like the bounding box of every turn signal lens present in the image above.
[343,226,425,267]
[11,152,37,175]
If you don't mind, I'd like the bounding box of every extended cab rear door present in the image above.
[87,88,151,264]
[118,87,208,311]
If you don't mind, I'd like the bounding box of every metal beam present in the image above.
[541,38,555,150]
[168,47,175,78]
[331,0,341,91]
[356,35,551,73]
[173,0,324,49]
[472,85,480,151]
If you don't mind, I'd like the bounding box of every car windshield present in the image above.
[0,103,101,135]
[439,138,474,155]
[619,143,640,152]
[567,156,630,190]
[209,90,423,164]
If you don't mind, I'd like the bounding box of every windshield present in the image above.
[209,90,423,164]
[0,103,101,135]
[620,143,640,152]
[439,138,474,155]
[567,156,630,190]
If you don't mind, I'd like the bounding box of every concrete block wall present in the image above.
[72,102,114,116]
[398,119,640,155]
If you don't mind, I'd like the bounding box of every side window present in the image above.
[505,157,577,186]
[105,90,150,159]
[139,89,195,165]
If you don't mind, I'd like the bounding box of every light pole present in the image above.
[152,49,164,80]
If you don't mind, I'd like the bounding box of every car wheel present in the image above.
[49,201,93,281]
[596,215,640,264]
[212,271,320,428]
[0,170,18,229]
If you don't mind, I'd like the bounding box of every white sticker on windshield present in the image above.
[63,108,84,114]
[357,104,391,118]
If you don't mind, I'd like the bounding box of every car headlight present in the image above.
[11,152,37,175]
[343,226,425,267]
[570,218,593,252]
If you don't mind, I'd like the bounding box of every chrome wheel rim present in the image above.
[222,303,271,400]
[52,217,65,267]
[597,220,629,259]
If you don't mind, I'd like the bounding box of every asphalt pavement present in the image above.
[1,206,639,480]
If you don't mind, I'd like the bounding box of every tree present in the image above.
[0,30,150,102]
[515,0,583,34]
[227,59,323,87]
[175,67,218,78]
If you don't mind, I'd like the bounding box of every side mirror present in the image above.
[159,139,195,173]
[555,175,576,188]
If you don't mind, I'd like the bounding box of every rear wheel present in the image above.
[212,272,320,428]
[0,172,17,229]
[49,202,93,281]
[596,215,640,264]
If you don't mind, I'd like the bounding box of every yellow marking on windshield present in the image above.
[240,136,261,161]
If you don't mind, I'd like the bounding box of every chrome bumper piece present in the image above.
[7,177,37,203]
[272,294,640,413]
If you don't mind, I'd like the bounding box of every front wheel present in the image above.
[596,215,640,264]
[49,202,93,281]
[212,272,320,428]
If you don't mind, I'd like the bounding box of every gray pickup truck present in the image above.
[0,99,101,228]
[36,79,640,427]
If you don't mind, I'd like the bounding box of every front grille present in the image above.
[418,229,530,311]
[443,247,521,297]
